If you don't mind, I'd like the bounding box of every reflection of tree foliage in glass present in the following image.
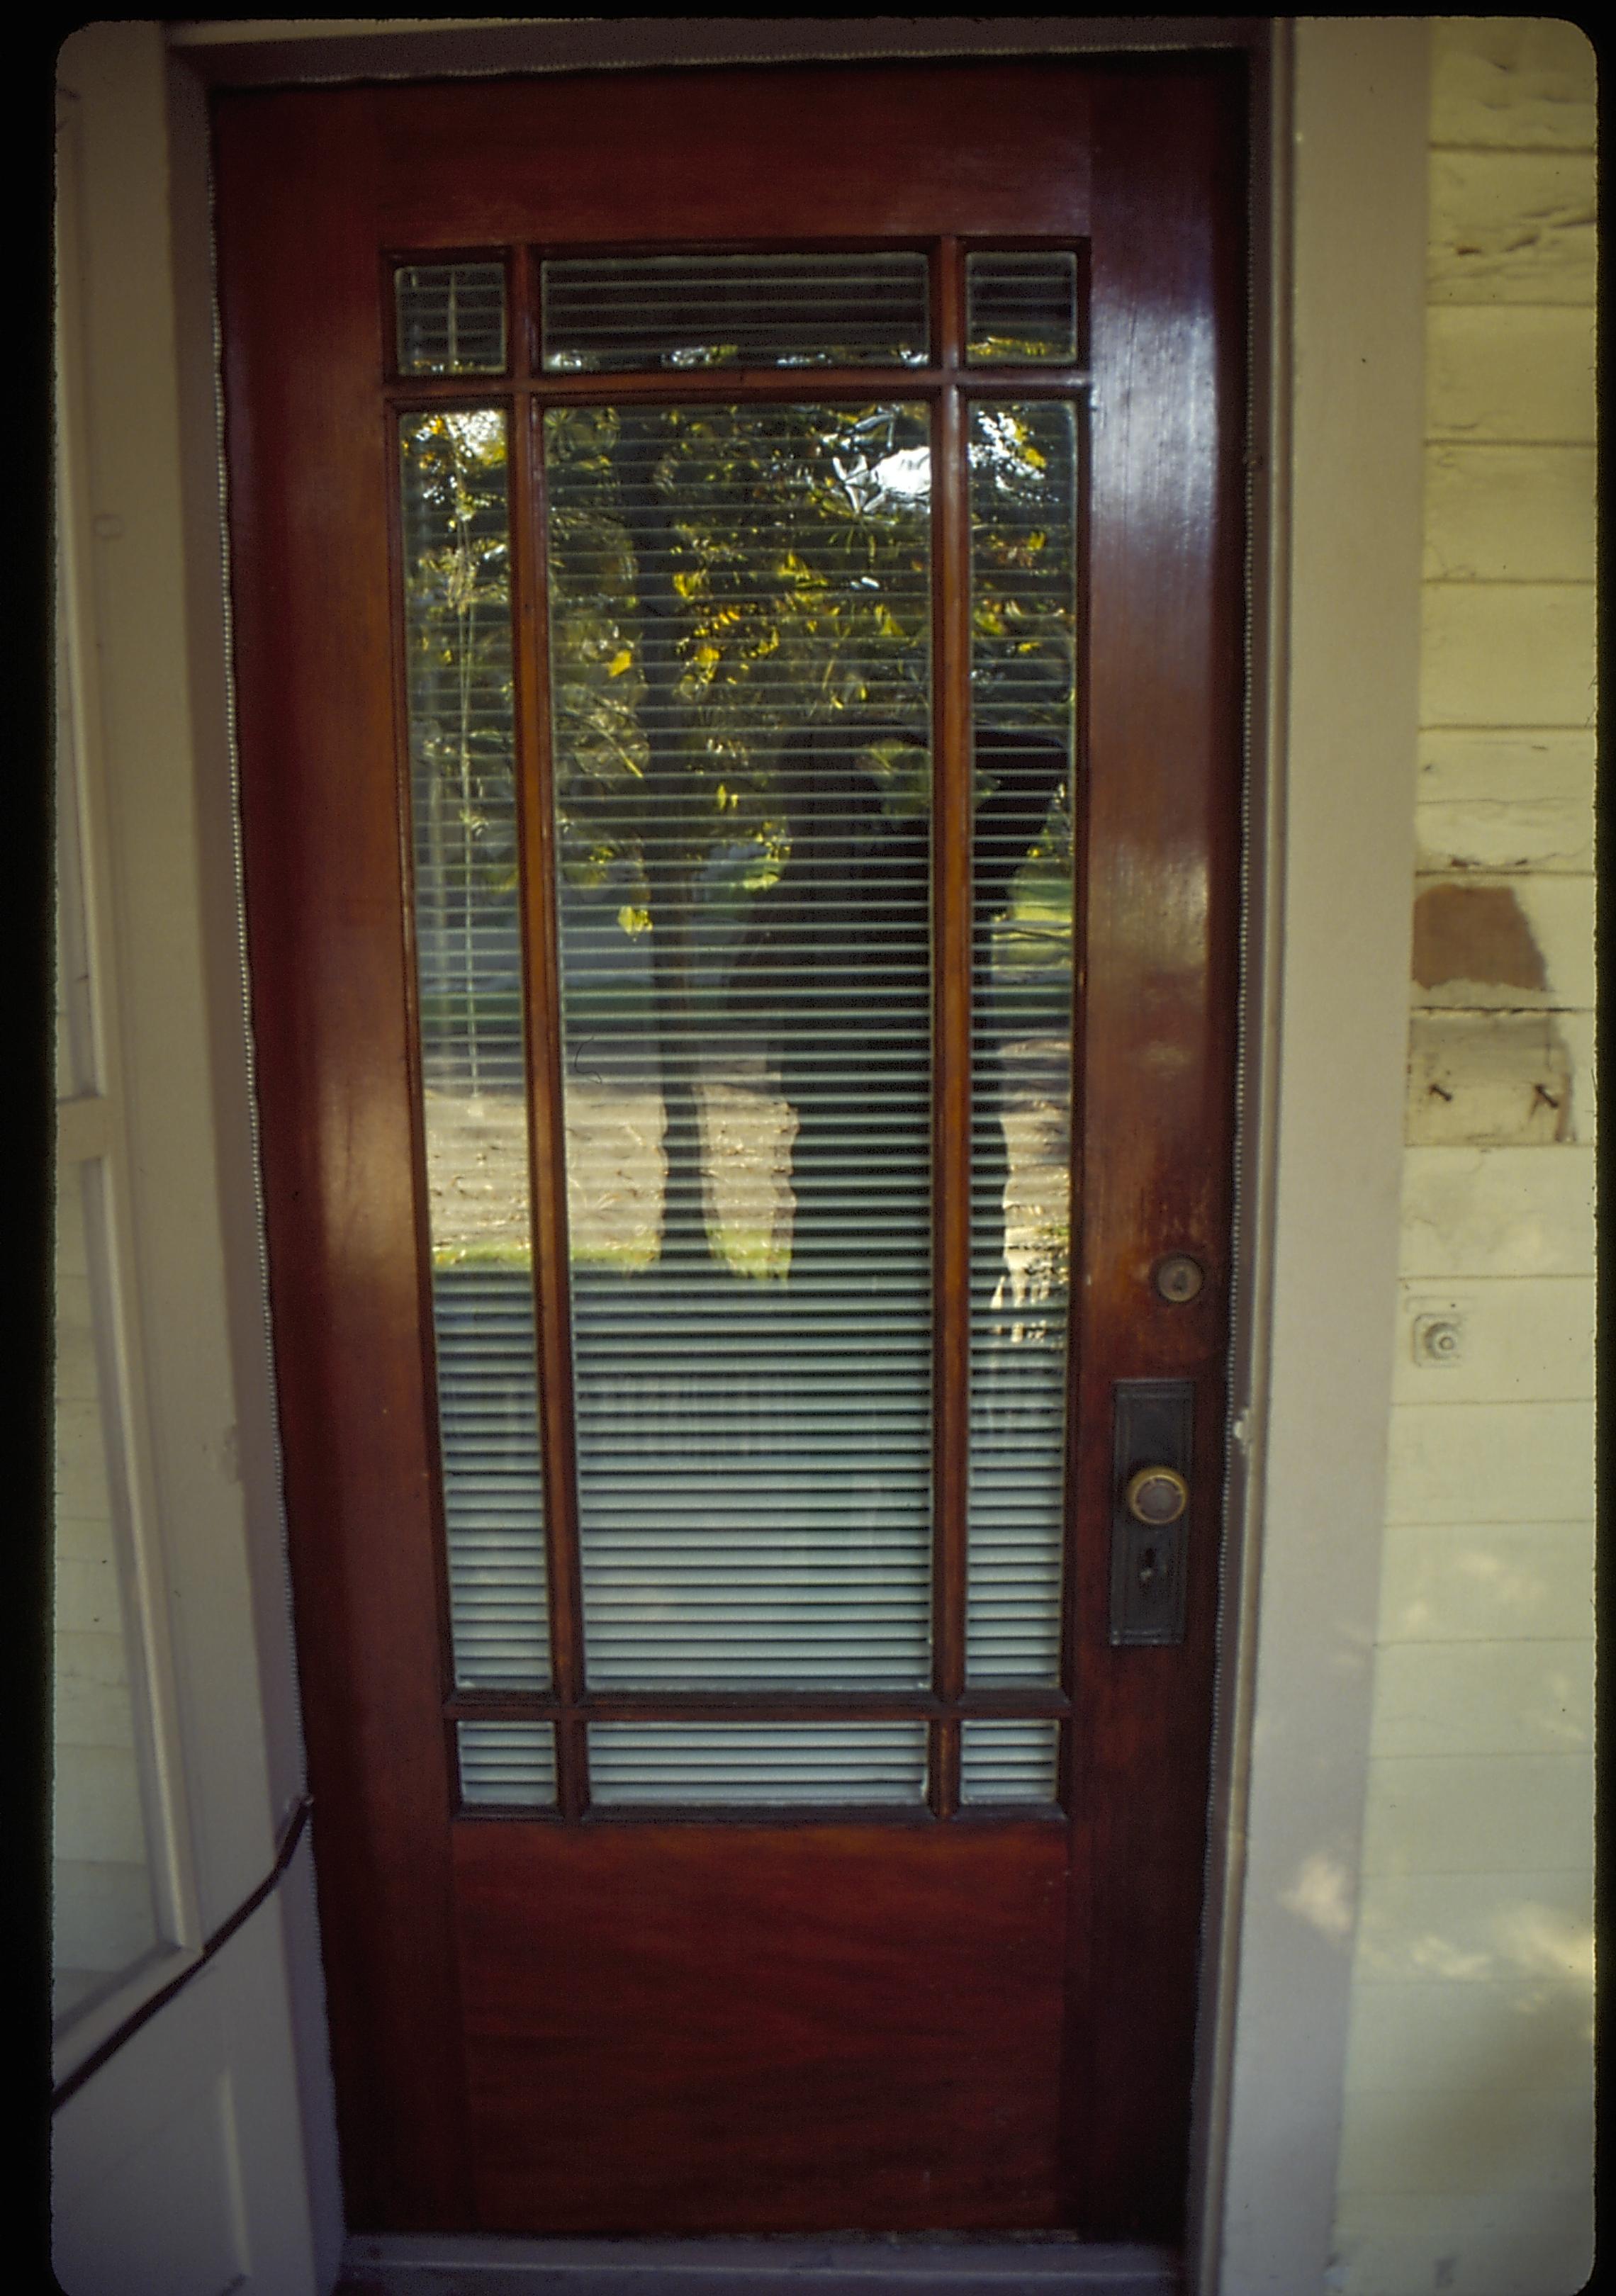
[402,410,516,1099]
[544,403,935,1270]
[968,403,1077,1315]
[545,403,931,896]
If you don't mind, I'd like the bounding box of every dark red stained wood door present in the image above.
[213,57,1245,2244]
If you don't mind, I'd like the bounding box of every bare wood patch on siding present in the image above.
[1412,882,1546,992]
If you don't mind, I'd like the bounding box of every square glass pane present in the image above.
[396,261,507,375]
[965,251,1079,366]
[960,1717,1060,1804]
[458,1721,558,1808]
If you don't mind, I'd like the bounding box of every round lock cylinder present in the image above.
[1153,1253,1204,1304]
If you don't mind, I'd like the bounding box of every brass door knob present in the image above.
[1124,1465,1189,1526]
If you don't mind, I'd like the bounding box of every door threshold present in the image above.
[338,2234,1181,2295]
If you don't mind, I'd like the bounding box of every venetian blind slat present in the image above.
[399,410,551,1689]
[545,400,935,1707]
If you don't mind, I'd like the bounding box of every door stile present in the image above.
[1061,61,1245,2236]
[928,235,970,1821]
[510,384,590,1819]
[213,84,479,2229]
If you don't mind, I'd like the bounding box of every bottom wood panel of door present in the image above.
[454,1823,1070,2235]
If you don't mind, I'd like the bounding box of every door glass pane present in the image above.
[53,1159,161,2025]
[545,401,933,1694]
[960,1716,1060,1805]
[965,252,1079,365]
[590,1720,929,1807]
[396,261,507,375]
[399,410,550,1688]
[966,400,1078,1684]
[542,253,929,373]
[457,1721,558,1807]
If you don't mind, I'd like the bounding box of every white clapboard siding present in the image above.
[1340,47,1598,2279]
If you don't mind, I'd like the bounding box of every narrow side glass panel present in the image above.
[399,410,549,1688]
[965,252,1079,366]
[542,254,929,372]
[53,1159,161,2027]
[960,1717,1060,1805]
[396,262,507,376]
[966,401,1079,1685]
[545,401,934,1692]
[590,1720,928,1807]
[457,1721,558,1808]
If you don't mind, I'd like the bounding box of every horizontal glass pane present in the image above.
[542,253,929,372]
[965,251,1079,366]
[590,1720,928,1807]
[53,1158,160,2027]
[395,261,507,375]
[966,401,1079,1686]
[545,400,933,1690]
[960,1718,1060,1805]
[400,410,549,1688]
[458,1721,558,1807]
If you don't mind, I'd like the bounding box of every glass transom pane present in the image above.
[965,252,1079,366]
[396,262,507,375]
[399,410,550,1689]
[590,1721,929,1807]
[542,253,930,372]
[545,400,934,1691]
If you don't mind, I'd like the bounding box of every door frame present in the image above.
[52,19,1427,2295]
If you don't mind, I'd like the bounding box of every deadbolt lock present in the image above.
[1124,1465,1189,1526]
[1154,1253,1204,1304]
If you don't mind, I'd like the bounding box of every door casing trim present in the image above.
[51,18,1423,2292]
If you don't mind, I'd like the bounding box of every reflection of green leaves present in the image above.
[969,403,1077,738]
[402,410,519,906]
[544,400,936,891]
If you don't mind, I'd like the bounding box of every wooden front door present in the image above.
[214,56,1244,2246]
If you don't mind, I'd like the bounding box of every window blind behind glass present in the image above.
[542,252,930,373]
[544,398,936,1704]
[400,411,551,1689]
[966,400,1079,1686]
